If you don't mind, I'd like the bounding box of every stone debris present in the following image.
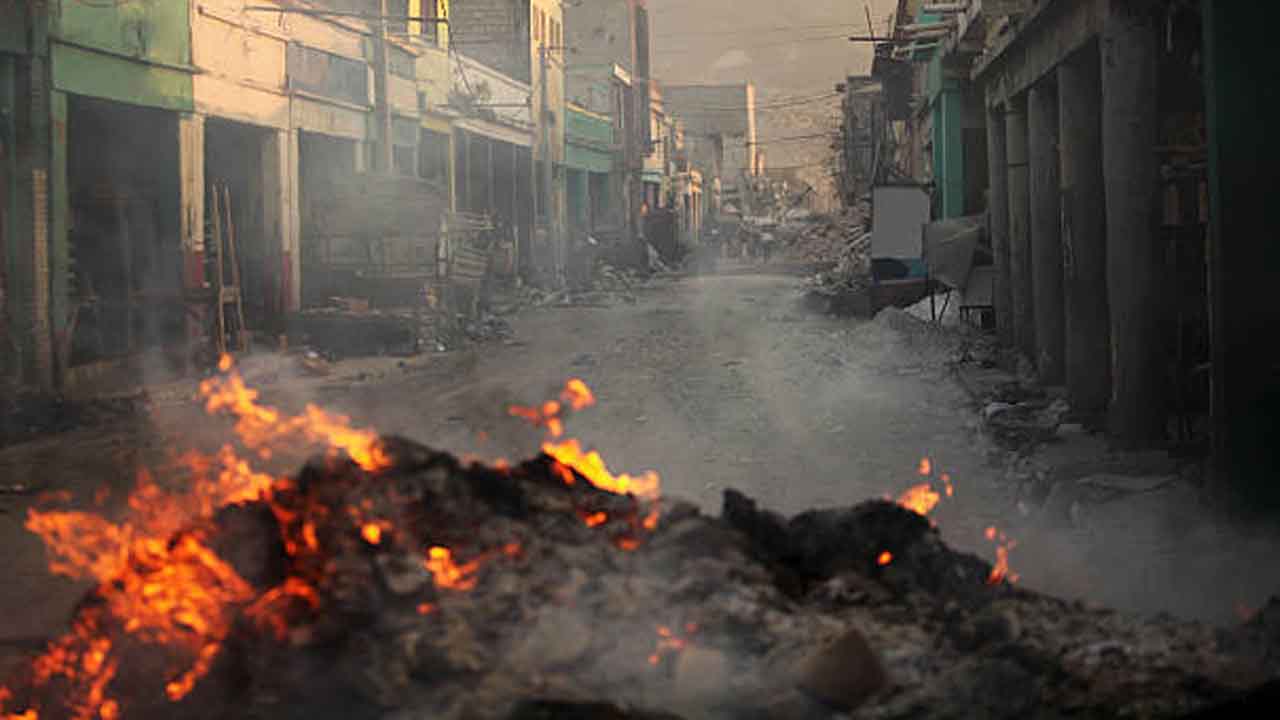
[4,439,1275,720]
[784,205,873,315]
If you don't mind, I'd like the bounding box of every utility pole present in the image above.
[539,44,561,287]
[374,0,394,174]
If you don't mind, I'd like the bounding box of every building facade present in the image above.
[852,0,1280,506]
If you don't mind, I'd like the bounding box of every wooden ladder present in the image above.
[210,183,248,357]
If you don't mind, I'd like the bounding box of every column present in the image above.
[1028,80,1065,384]
[263,128,301,314]
[1058,47,1111,417]
[985,97,1013,346]
[178,113,206,291]
[353,140,367,174]
[1006,96,1035,360]
[178,112,206,362]
[48,90,70,380]
[1102,6,1164,449]
[1202,2,1280,500]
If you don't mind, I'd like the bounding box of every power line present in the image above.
[669,92,840,114]
[653,22,877,39]
[750,133,836,146]
[651,33,858,57]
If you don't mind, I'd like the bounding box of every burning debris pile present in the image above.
[2,364,1277,720]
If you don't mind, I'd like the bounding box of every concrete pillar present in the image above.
[263,128,301,314]
[985,98,1013,346]
[1101,5,1164,449]
[1005,96,1035,360]
[48,90,70,383]
[178,113,206,289]
[353,140,367,174]
[1028,80,1065,384]
[1202,2,1280,501]
[1058,48,1111,417]
[178,113,206,358]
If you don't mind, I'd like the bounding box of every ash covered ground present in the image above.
[2,268,1279,700]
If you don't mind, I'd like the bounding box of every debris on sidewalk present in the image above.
[787,206,874,316]
[0,391,151,450]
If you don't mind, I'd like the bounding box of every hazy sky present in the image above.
[647,0,899,96]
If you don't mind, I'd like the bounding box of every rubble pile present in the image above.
[4,437,1276,720]
[787,206,874,315]
[503,264,646,311]
[784,205,870,272]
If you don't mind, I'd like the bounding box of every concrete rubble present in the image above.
[4,438,1277,720]
[780,204,873,316]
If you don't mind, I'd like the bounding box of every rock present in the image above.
[376,552,433,596]
[795,627,887,711]
[673,646,731,707]
[505,700,687,720]
[510,608,593,670]
[750,688,834,720]
[951,605,1022,652]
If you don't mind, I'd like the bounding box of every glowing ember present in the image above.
[361,523,384,545]
[416,603,437,616]
[877,551,893,566]
[583,511,609,528]
[425,547,480,592]
[896,483,941,516]
[895,461,1015,585]
[647,624,693,667]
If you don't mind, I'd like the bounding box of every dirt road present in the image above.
[2,270,1275,661]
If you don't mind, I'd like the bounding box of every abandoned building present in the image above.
[841,0,1280,505]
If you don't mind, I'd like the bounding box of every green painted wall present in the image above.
[927,55,964,219]
[50,0,194,111]
[54,0,191,67]
[566,106,614,173]
[566,168,588,227]
[51,43,193,112]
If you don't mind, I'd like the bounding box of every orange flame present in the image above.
[877,551,893,566]
[896,483,941,516]
[510,379,663,538]
[200,356,391,472]
[984,526,1018,585]
[918,457,932,476]
[361,524,383,545]
[544,440,661,502]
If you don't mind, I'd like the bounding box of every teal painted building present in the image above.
[917,9,985,222]
[565,104,616,232]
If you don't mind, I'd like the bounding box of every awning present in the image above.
[455,118,533,148]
